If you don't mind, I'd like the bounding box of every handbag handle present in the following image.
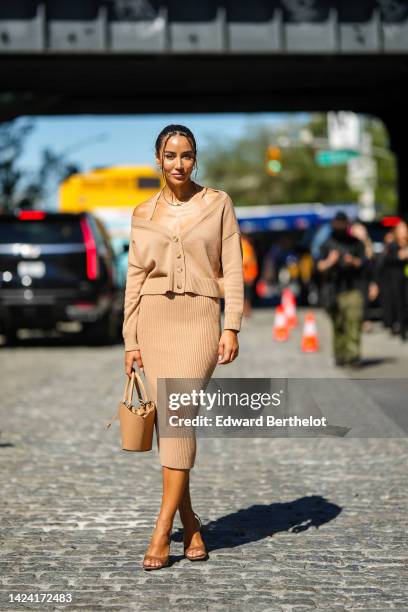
[122,370,135,404]
[106,369,151,430]
[123,370,150,406]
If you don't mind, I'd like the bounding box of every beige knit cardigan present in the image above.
[122,188,244,351]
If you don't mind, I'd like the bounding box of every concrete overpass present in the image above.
[1,1,407,213]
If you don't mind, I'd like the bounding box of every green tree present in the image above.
[0,119,80,213]
[0,118,33,212]
[200,113,398,214]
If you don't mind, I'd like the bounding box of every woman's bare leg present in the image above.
[143,466,189,568]
[178,472,206,557]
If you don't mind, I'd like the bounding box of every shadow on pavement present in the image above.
[172,495,342,554]
[347,357,397,369]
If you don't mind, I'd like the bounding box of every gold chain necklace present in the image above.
[162,182,198,207]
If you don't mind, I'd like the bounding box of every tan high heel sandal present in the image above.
[142,528,172,571]
[184,513,208,562]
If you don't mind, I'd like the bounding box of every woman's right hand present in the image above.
[125,350,143,377]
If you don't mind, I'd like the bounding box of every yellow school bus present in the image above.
[59,165,163,240]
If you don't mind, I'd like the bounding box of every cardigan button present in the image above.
[177,283,182,289]
[172,235,179,242]
[177,267,183,273]
[177,253,182,258]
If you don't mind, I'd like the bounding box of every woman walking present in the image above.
[123,124,244,570]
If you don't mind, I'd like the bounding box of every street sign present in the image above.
[315,149,360,167]
[347,156,377,191]
[328,111,361,150]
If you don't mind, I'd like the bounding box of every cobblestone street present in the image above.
[0,308,407,611]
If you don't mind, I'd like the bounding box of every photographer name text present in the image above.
[168,415,327,428]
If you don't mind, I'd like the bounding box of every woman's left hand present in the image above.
[217,330,239,364]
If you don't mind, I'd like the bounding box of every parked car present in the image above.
[0,210,124,344]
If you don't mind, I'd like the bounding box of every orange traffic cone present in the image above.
[281,288,293,303]
[301,312,320,353]
[273,305,289,342]
[282,288,298,329]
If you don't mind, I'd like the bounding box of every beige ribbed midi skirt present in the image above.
[137,292,221,469]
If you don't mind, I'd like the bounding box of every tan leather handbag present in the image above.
[106,370,156,452]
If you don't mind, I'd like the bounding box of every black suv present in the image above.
[0,210,124,344]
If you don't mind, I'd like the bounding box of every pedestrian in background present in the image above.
[349,222,378,333]
[317,212,366,367]
[384,220,408,340]
[375,229,395,330]
[241,233,259,318]
[123,124,244,570]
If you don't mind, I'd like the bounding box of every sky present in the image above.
[21,113,305,164]
[18,112,309,207]
[20,112,309,170]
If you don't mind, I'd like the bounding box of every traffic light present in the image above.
[265,146,282,175]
